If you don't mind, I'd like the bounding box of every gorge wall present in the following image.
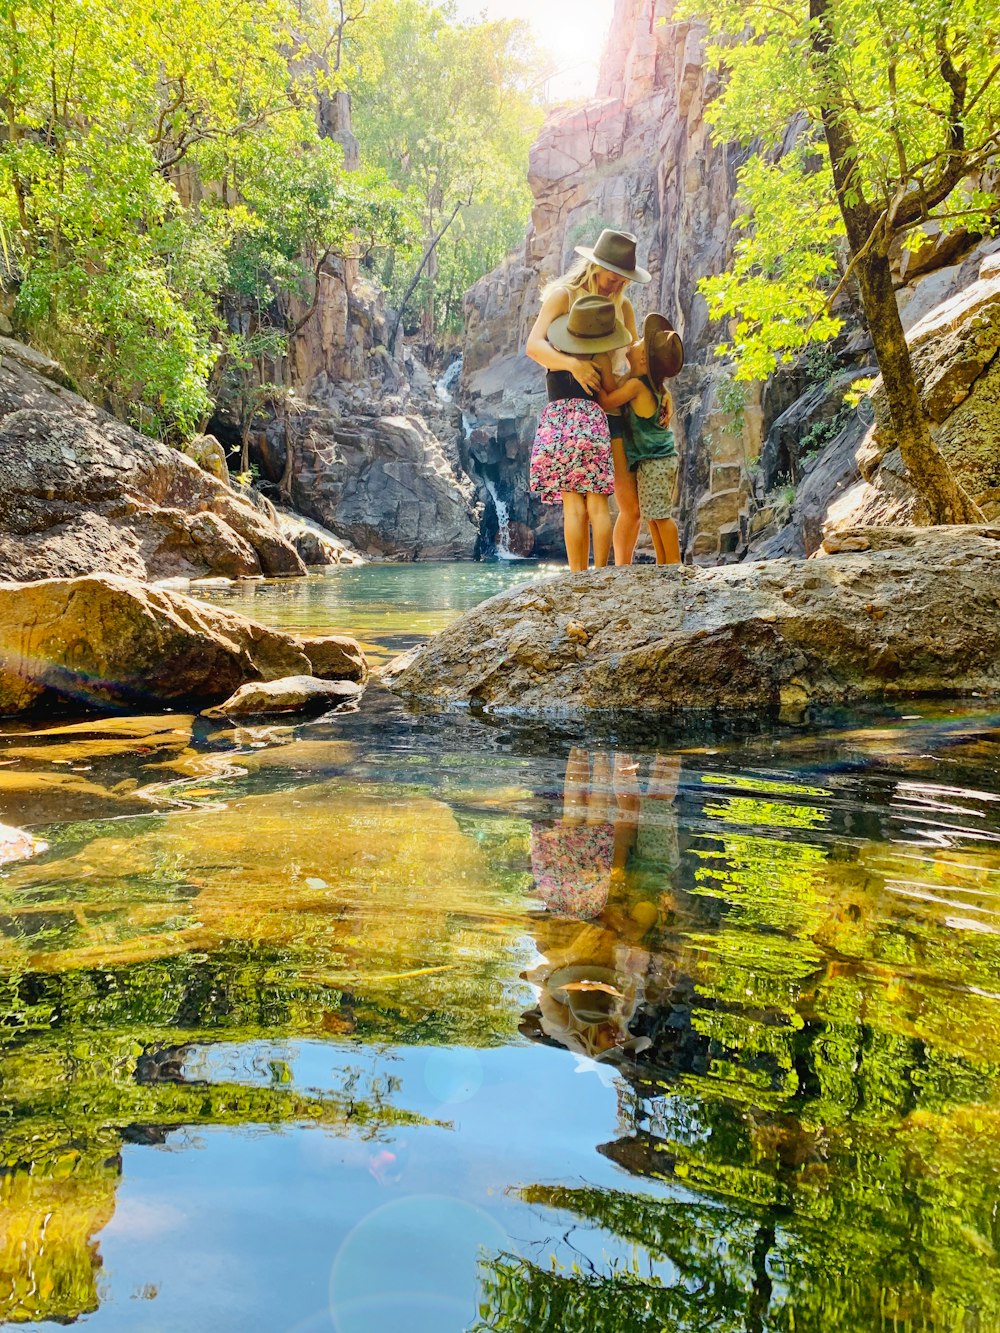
[460,0,746,559]
[460,0,1000,563]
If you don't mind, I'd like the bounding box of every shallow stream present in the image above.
[2,564,1000,1331]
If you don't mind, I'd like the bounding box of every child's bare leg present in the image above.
[650,518,681,565]
[586,493,612,568]
[649,522,666,564]
[561,492,589,571]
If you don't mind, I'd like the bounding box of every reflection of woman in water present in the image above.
[525,750,684,1060]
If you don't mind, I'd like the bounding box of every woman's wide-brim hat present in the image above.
[574,228,651,284]
[547,294,632,355]
[643,311,685,381]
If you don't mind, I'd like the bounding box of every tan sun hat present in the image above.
[547,295,632,355]
[643,311,685,381]
[574,229,651,284]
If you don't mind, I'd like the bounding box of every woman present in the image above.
[525,228,652,565]
[527,295,631,570]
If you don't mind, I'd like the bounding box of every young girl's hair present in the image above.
[541,258,627,318]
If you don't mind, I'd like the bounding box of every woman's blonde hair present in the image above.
[541,258,627,317]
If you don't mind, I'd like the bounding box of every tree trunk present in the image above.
[388,196,467,355]
[854,245,981,523]
[809,0,982,525]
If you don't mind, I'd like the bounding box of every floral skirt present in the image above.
[529,399,613,505]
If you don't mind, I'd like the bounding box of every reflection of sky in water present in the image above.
[97,1045,644,1333]
[2,567,1000,1330]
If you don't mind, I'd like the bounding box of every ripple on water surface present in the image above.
[1,567,1000,1330]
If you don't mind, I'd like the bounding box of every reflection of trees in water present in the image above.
[505,765,1000,1330]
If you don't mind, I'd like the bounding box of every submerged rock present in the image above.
[201,675,364,719]
[387,526,1000,715]
[0,821,48,864]
[0,573,365,715]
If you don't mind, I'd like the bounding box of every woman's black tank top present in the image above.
[545,370,593,403]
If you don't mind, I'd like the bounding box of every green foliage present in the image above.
[0,0,404,438]
[684,0,1000,379]
[798,401,854,459]
[351,0,544,336]
[699,149,846,380]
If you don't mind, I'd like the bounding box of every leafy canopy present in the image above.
[681,0,1000,378]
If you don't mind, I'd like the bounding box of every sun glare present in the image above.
[453,0,617,103]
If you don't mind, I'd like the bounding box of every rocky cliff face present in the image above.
[460,0,1000,564]
[460,0,740,557]
[215,91,482,562]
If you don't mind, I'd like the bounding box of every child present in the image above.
[598,313,684,565]
[528,295,632,571]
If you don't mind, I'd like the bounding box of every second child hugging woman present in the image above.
[599,313,685,565]
[526,229,652,569]
[527,294,631,571]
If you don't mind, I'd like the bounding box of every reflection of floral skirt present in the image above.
[530,822,615,920]
[529,399,613,505]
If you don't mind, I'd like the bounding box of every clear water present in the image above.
[1,563,1000,1331]
[192,562,563,664]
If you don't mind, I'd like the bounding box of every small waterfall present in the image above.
[483,475,512,559]
[435,357,463,403]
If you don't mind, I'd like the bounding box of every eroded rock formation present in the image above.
[0,338,307,582]
[460,0,738,557]
[387,526,1000,715]
[459,0,1000,565]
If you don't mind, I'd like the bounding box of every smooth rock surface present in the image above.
[202,676,364,718]
[0,574,314,714]
[388,527,1000,715]
[300,635,369,683]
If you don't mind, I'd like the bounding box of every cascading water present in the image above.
[483,475,515,560]
[435,357,462,403]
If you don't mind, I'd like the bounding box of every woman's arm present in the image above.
[622,297,638,342]
[525,288,602,394]
[598,377,643,412]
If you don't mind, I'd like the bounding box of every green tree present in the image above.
[0,0,403,440]
[351,0,543,343]
[687,0,1000,522]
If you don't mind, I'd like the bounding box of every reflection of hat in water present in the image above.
[547,295,632,356]
[642,311,685,382]
[547,965,621,1024]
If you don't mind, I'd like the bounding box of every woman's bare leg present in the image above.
[611,436,640,565]
[650,518,681,565]
[561,492,589,570]
[562,746,590,825]
[586,493,612,568]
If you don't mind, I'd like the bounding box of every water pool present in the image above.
[0,563,999,1331]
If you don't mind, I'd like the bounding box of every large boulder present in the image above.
[291,409,480,559]
[0,338,307,581]
[387,526,1000,715]
[0,573,371,715]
